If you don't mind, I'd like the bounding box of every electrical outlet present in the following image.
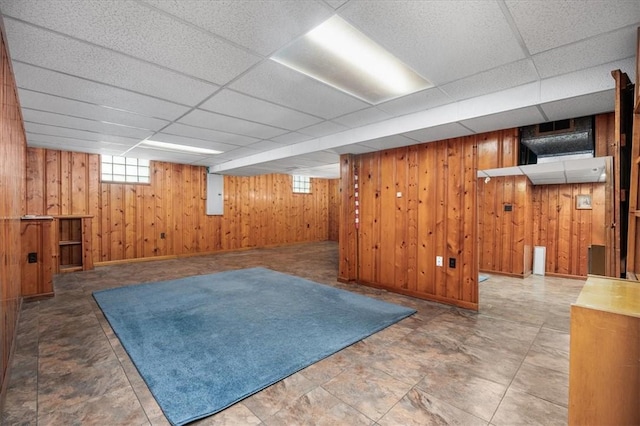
[160,232,166,239]
[436,256,443,267]
[28,252,37,263]
[449,257,456,268]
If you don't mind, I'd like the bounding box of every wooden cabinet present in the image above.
[568,276,640,425]
[55,215,93,273]
[21,217,55,300]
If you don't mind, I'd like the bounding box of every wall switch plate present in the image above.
[436,256,443,267]
[449,257,456,268]
[396,191,402,198]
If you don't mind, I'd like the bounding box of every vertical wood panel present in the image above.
[328,178,340,242]
[406,146,419,292]
[0,32,27,405]
[395,148,408,289]
[532,183,607,277]
[26,151,335,264]
[338,155,356,281]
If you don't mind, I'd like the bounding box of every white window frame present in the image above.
[292,175,311,194]
[101,155,150,184]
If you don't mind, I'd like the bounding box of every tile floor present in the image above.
[2,241,584,425]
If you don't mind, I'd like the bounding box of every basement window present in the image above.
[101,155,150,183]
[292,175,311,194]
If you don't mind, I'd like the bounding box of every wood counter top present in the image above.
[574,275,640,318]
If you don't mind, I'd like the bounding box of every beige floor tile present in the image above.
[2,242,582,425]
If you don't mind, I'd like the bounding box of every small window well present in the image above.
[292,175,311,194]
[101,155,150,183]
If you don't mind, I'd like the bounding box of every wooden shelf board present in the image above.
[59,265,83,272]
[59,240,82,246]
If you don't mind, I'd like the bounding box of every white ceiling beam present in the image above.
[211,57,633,173]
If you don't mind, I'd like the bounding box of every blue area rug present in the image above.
[93,267,415,425]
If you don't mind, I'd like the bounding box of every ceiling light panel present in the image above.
[271,16,432,104]
[140,140,222,155]
[230,59,368,119]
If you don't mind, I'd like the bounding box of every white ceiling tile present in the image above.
[533,27,637,79]
[178,109,288,139]
[541,91,614,122]
[162,123,259,146]
[460,106,544,134]
[289,163,340,179]
[332,107,392,128]
[143,0,332,56]
[376,88,452,117]
[148,133,239,153]
[26,139,129,156]
[341,0,525,84]
[441,60,539,102]
[25,122,142,146]
[1,0,260,84]
[269,132,315,145]
[246,140,288,152]
[403,123,474,144]
[360,134,417,150]
[214,146,262,161]
[506,0,640,54]
[220,166,281,176]
[200,90,323,131]
[329,144,378,155]
[295,151,340,164]
[4,18,219,105]
[229,61,369,119]
[326,0,348,9]
[13,63,190,121]
[18,89,170,131]
[124,147,205,164]
[25,132,134,152]
[540,58,634,105]
[23,109,153,139]
[189,156,227,167]
[298,121,349,138]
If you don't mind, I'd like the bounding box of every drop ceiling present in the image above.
[0,0,638,178]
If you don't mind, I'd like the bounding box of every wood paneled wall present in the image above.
[328,179,339,241]
[26,148,335,262]
[0,30,26,405]
[478,176,533,276]
[533,183,606,277]
[340,129,502,310]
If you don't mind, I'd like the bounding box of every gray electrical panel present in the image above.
[206,173,224,215]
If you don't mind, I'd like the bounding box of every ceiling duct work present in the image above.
[519,116,594,165]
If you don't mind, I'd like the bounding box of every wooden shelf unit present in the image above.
[55,215,93,273]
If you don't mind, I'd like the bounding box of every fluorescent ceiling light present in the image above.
[272,15,432,104]
[140,140,222,155]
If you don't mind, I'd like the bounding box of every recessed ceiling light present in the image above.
[271,16,432,104]
[140,140,222,155]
